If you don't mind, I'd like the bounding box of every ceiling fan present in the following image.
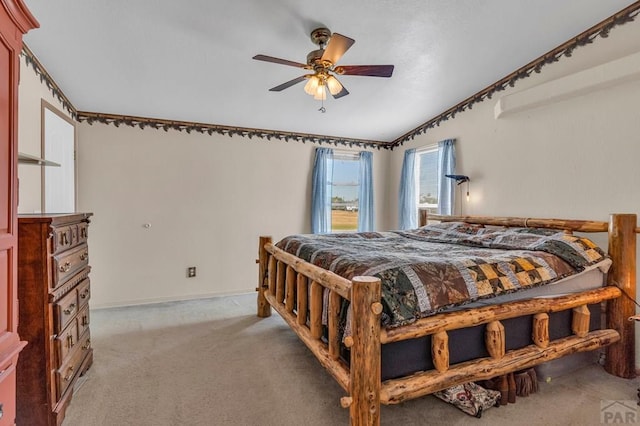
[253,28,394,102]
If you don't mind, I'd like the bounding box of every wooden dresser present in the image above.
[16,213,94,426]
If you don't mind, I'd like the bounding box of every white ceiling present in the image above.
[22,0,637,143]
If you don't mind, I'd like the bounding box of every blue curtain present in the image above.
[398,148,417,229]
[311,147,334,233]
[437,139,456,215]
[358,151,374,232]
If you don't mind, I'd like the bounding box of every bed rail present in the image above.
[381,286,621,344]
[381,328,619,404]
[258,247,351,388]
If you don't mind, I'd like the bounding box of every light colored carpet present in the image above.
[63,293,638,426]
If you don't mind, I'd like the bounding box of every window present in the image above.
[312,148,373,234]
[399,140,454,229]
[416,147,439,216]
[331,153,359,232]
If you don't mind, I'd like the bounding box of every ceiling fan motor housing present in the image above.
[306,49,325,66]
[310,27,331,47]
[308,28,333,69]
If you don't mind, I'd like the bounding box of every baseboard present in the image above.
[90,289,255,310]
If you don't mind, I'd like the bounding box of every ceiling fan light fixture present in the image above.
[304,75,320,95]
[326,75,343,96]
[313,81,327,100]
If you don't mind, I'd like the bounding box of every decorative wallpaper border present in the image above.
[75,111,389,149]
[21,45,78,120]
[21,1,640,150]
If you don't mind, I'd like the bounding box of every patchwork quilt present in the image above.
[275,222,609,328]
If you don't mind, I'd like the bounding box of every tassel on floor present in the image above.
[514,368,538,397]
[479,368,539,403]
[528,369,538,394]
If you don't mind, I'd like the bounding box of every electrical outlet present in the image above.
[187,266,196,278]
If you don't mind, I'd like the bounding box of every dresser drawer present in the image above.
[52,221,90,255]
[54,321,79,366]
[53,288,79,333]
[77,305,90,338]
[77,278,91,308]
[52,225,76,255]
[77,222,89,245]
[55,331,91,400]
[52,243,89,288]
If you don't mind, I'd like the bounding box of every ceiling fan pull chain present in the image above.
[318,98,326,113]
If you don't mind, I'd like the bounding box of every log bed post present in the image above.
[605,214,636,378]
[257,236,272,318]
[349,276,382,426]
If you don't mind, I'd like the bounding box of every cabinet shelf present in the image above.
[18,152,60,167]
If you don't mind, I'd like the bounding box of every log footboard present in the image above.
[257,213,637,426]
[258,238,382,423]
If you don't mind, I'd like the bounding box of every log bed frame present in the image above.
[256,213,638,425]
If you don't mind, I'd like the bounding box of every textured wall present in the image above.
[75,123,390,307]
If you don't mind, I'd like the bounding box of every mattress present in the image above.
[453,260,609,310]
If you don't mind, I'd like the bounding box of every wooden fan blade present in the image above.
[253,54,307,69]
[269,75,307,91]
[336,65,394,77]
[321,33,355,65]
[332,85,349,99]
[327,76,349,99]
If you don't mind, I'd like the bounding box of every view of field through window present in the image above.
[332,157,359,232]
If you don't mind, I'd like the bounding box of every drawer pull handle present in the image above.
[80,289,89,299]
[60,233,68,245]
[59,262,71,272]
[64,303,76,315]
[67,334,75,348]
[82,315,89,326]
[82,339,91,350]
[64,366,74,382]
[80,251,89,261]
[81,228,87,238]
